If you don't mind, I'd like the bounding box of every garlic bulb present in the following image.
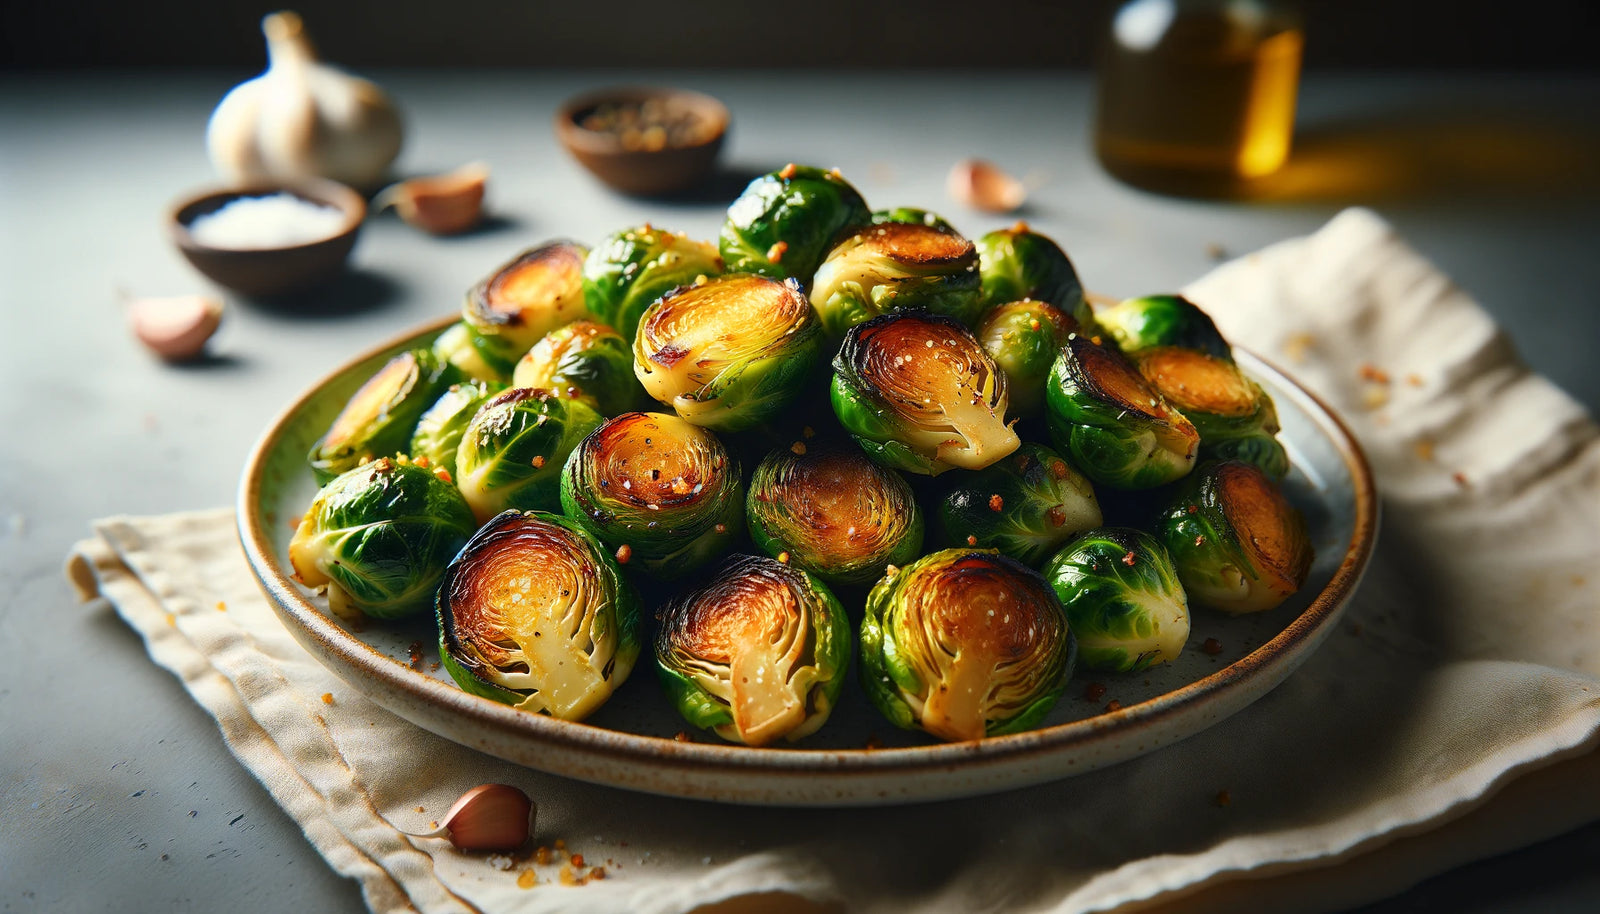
[207,11,404,191]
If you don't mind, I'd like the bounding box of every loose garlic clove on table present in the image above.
[374,163,489,235]
[408,784,536,852]
[128,295,224,362]
[948,159,1027,214]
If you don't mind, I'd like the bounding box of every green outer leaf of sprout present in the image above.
[307,348,464,485]
[454,388,604,522]
[938,443,1102,567]
[581,225,723,342]
[410,379,507,476]
[719,165,871,281]
[1043,527,1190,673]
[975,226,1091,327]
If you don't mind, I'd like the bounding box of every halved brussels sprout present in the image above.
[511,319,642,417]
[1157,460,1312,614]
[634,274,823,432]
[1045,336,1199,489]
[978,299,1080,417]
[455,388,604,522]
[870,207,958,234]
[1096,294,1231,360]
[289,458,476,620]
[809,222,983,337]
[559,412,742,578]
[582,224,723,342]
[719,163,871,281]
[975,223,1092,327]
[436,510,641,720]
[409,379,507,477]
[938,443,1102,567]
[432,321,505,384]
[746,445,924,587]
[308,348,463,484]
[461,241,590,375]
[861,549,1075,741]
[655,554,850,746]
[1132,345,1289,478]
[831,312,1020,476]
[1043,527,1190,672]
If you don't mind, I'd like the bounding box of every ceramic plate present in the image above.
[239,315,1376,806]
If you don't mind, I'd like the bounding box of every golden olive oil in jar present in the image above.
[1095,0,1303,195]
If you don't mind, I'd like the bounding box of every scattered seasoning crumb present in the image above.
[1187,504,1198,514]
[517,869,539,889]
[1047,505,1067,527]
[802,425,815,438]
[531,455,545,469]
[1452,471,1470,488]
[766,241,788,263]
[320,692,335,705]
[988,494,1004,512]
[1205,242,1228,261]
[165,613,177,627]
[779,163,797,180]
[1358,363,1391,385]
[408,642,425,671]
[589,867,607,881]
[1105,699,1123,712]
[215,600,227,612]
[1121,551,1137,566]
[776,551,791,564]
[864,734,885,750]
[1362,386,1390,410]
[287,515,302,531]
[1084,682,1107,702]
[1202,637,1223,655]
[535,846,552,865]
[790,441,807,455]
[615,544,633,565]
[1406,373,1425,387]
[1282,332,1315,363]
[1194,535,1206,546]
[554,839,566,850]
[1573,575,1587,588]
[558,864,580,886]
[1215,790,1232,807]
[673,731,692,743]
[966,535,978,546]
[1413,439,1436,462]
[570,853,585,867]
[415,805,425,813]
[434,468,453,484]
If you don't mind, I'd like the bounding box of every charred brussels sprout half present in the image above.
[719,163,871,281]
[978,300,1080,417]
[1132,345,1289,478]
[861,549,1075,741]
[455,388,605,522]
[975,223,1092,327]
[409,379,506,477]
[461,241,590,376]
[1096,294,1231,360]
[809,222,983,337]
[289,458,476,620]
[582,225,722,341]
[1044,527,1190,673]
[1158,461,1312,614]
[1045,336,1199,489]
[559,412,742,578]
[436,510,641,721]
[746,445,924,587]
[308,348,462,484]
[938,443,1102,567]
[511,319,642,417]
[831,312,1020,476]
[655,555,850,746]
[870,207,958,234]
[634,274,823,432]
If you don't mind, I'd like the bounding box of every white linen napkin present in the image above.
[68,208,1600,914]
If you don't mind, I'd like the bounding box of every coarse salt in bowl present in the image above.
[169,179,365,298]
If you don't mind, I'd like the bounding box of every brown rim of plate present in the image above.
[238,315,1377,777]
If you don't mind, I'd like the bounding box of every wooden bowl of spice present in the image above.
[168,179,366,298]
[555,87,728,197]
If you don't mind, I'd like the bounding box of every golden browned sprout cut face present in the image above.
[1217,461,1312,593]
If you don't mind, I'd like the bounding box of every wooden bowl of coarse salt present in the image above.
[168,179,365,298]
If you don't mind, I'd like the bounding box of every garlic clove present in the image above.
[374,163,488,235]
[411,784,535,852]
[948,158,1027,213]
[128,295,224,361]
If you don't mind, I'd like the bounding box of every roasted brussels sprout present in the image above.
[1132,345,1290,478]
[809,222,983,337]
[938,443,1102,567]
[1157,460,1312,614]
[431,321,505,384]
[308,348,463,484]
[1045,336,1199,489]
[746,445,924,587]
[719,164,871,281]
[511,319,643,417]
[861,549,1075,741]
[289,458,476,620]
[633,274,823,432]
[655,555,850,746]
[436,510,641,720]
[975,223,1092,327]
[461,241,591,376]
[1096,294,1231,360]
[409,379,506,477]
[455,388,605,522]
[977,299,1080,416]
[559,412,742,578]
[870,207,958,234]
[582,225,722,341]
[831,312,1020,476]
[1043,527,1190,673]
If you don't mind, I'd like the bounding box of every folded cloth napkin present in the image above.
[68,208,1600,914]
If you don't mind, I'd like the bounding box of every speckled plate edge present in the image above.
[238,314,1378,807]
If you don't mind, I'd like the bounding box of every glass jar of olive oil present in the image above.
[1095,0,1303,195]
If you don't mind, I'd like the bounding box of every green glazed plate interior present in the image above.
[239,315,1377,807]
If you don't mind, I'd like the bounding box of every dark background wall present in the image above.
[3,0,1597,70]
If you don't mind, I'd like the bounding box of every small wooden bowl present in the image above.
[168,180,366,298]
[555,87,729,197]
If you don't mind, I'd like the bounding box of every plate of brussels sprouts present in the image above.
[239,165,1375,806]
